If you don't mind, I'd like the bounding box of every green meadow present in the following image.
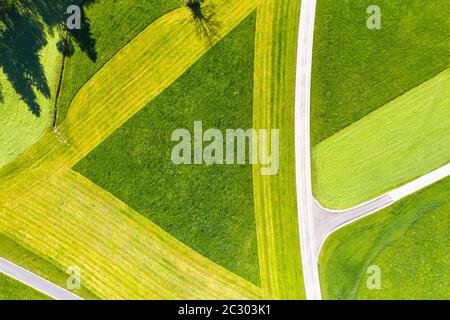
[0,35,61,169]
[56,0,181,124]
[311,0,450,144]
[74,13,260,285]
[319,177,450,300]
[312,69,450,209]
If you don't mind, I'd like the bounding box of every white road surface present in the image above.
[294,0,320,301]
[294,0,450,300]
[0,257,82,300]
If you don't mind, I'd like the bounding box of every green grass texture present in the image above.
[0,273,50,300]
[313,69,450,209]
[74,13,260,285]
[56,0,181,124]
[319,177,450,300]
[311,0,450,145]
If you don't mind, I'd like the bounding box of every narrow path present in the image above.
[0,257,82,300]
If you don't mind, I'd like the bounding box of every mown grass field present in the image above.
[311,0,450,145]
[0,273,50,300]
[56,0,181,124]
[311,0,449,301]
[0,34,62,169]
[74,12,260,285]
[0,233,98,299]
[312,69,450,209]
[1,170,261,299]
[319,177,450,300]
[252,0,304,299]
[0,0,262,299]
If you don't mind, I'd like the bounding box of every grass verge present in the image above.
[0,273,50,300]
[0,233,98,299]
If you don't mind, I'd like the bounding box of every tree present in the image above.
[0,0,19,12]
[185,0,220,46]
[0,0,97,116]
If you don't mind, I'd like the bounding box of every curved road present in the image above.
[0,258,82,300]
[294,0,450,300]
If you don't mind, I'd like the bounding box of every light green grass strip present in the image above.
[311,0,450,144]
[313,68,450,209]
[253,0,304,299]
[319,177,450,300]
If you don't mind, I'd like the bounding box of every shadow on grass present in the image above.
[185,0,221,47]
[0,0,97,116]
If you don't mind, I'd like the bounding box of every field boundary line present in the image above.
[0,0,257,205]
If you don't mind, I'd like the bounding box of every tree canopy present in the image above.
[0,0,97,116]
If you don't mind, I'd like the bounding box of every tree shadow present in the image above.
[0,0,97,116]
[185,0,221,47]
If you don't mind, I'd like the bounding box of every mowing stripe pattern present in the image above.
[0,0,257,198]
[0,171,261,299]
[0,0,261,299]
[253,0,305,299]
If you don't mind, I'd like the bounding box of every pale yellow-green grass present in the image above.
[0,170,260,299]
[0,0,261,299]
[312,68,450,209]
[0,34,62,169]
[0,0,257,197]
[253,0,305,299]
[60,0,258,163]
[0,232,98,299]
